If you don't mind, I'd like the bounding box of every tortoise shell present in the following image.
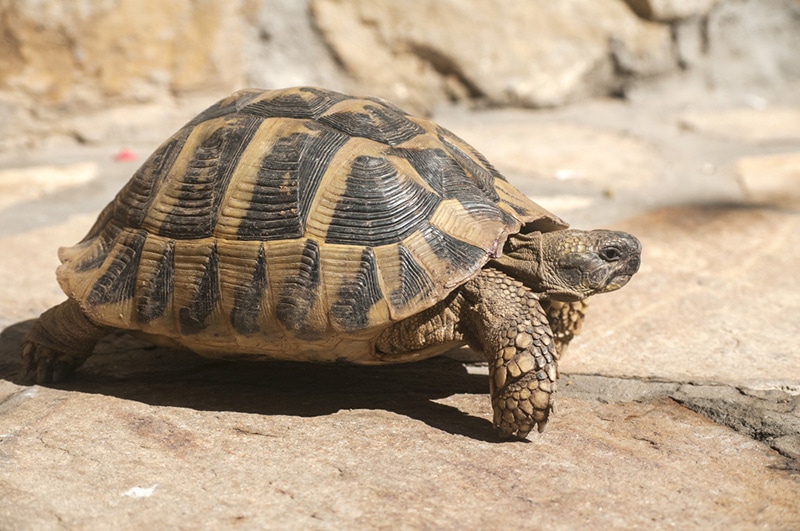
[57,87,567,362]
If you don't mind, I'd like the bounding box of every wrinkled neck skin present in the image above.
[489,229,641,302]
[490,231,552,295]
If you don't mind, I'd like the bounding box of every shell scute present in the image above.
[274,238,327,339]
[319,98,426,146]
[321,154,440,247]
[173,240,222,336]
[376,243,437,319]
[240,86,349,120]
[135,237,175,325]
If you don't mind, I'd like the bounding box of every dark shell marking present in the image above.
[56,87,565,358]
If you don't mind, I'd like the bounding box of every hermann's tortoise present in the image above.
[21,87,641,439]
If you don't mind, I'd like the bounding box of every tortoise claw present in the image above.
[20,340,80,385]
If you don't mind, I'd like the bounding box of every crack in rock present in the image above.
[561,373,800,461]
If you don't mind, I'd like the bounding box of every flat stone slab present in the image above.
[0,343,798,529]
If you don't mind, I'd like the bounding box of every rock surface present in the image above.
[2,0,800,149]
[0,372,798,529]
[312,0,675,110]
[1,88,800,527]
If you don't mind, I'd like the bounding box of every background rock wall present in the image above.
[0,0,798,151]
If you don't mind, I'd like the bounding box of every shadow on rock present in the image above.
[0,320,497,441]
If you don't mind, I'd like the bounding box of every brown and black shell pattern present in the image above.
[57,87,567,362]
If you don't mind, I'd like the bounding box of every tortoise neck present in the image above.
[489,232,547,291]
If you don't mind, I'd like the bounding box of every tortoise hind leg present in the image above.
[542,299,589,357]
[21,299,111,384]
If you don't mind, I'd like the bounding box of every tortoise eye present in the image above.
[599,246,621,262]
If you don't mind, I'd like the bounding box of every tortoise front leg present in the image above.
[21,299,111,384]
[461,268,559,439]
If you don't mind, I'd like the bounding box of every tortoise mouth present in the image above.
[601,274,632,293]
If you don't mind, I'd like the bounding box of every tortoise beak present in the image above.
[597,231,641,293]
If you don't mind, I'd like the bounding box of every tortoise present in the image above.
[21,87,641,439]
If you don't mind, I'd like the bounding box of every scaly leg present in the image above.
[21,299,111,384]
[542,299,589,357]
[461,268,559,439]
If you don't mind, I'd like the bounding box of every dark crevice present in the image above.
[403,42,486,101]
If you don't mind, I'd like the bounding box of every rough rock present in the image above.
[311,0,675,111]
[3,0,800,150]
[702,0,800,90]
[241,0,349,91]
[0,0,346,150]
[561,375,800,460]
[672,382,800,459]
[0,0,245,105]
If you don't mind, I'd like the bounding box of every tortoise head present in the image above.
[493,229,641,302]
